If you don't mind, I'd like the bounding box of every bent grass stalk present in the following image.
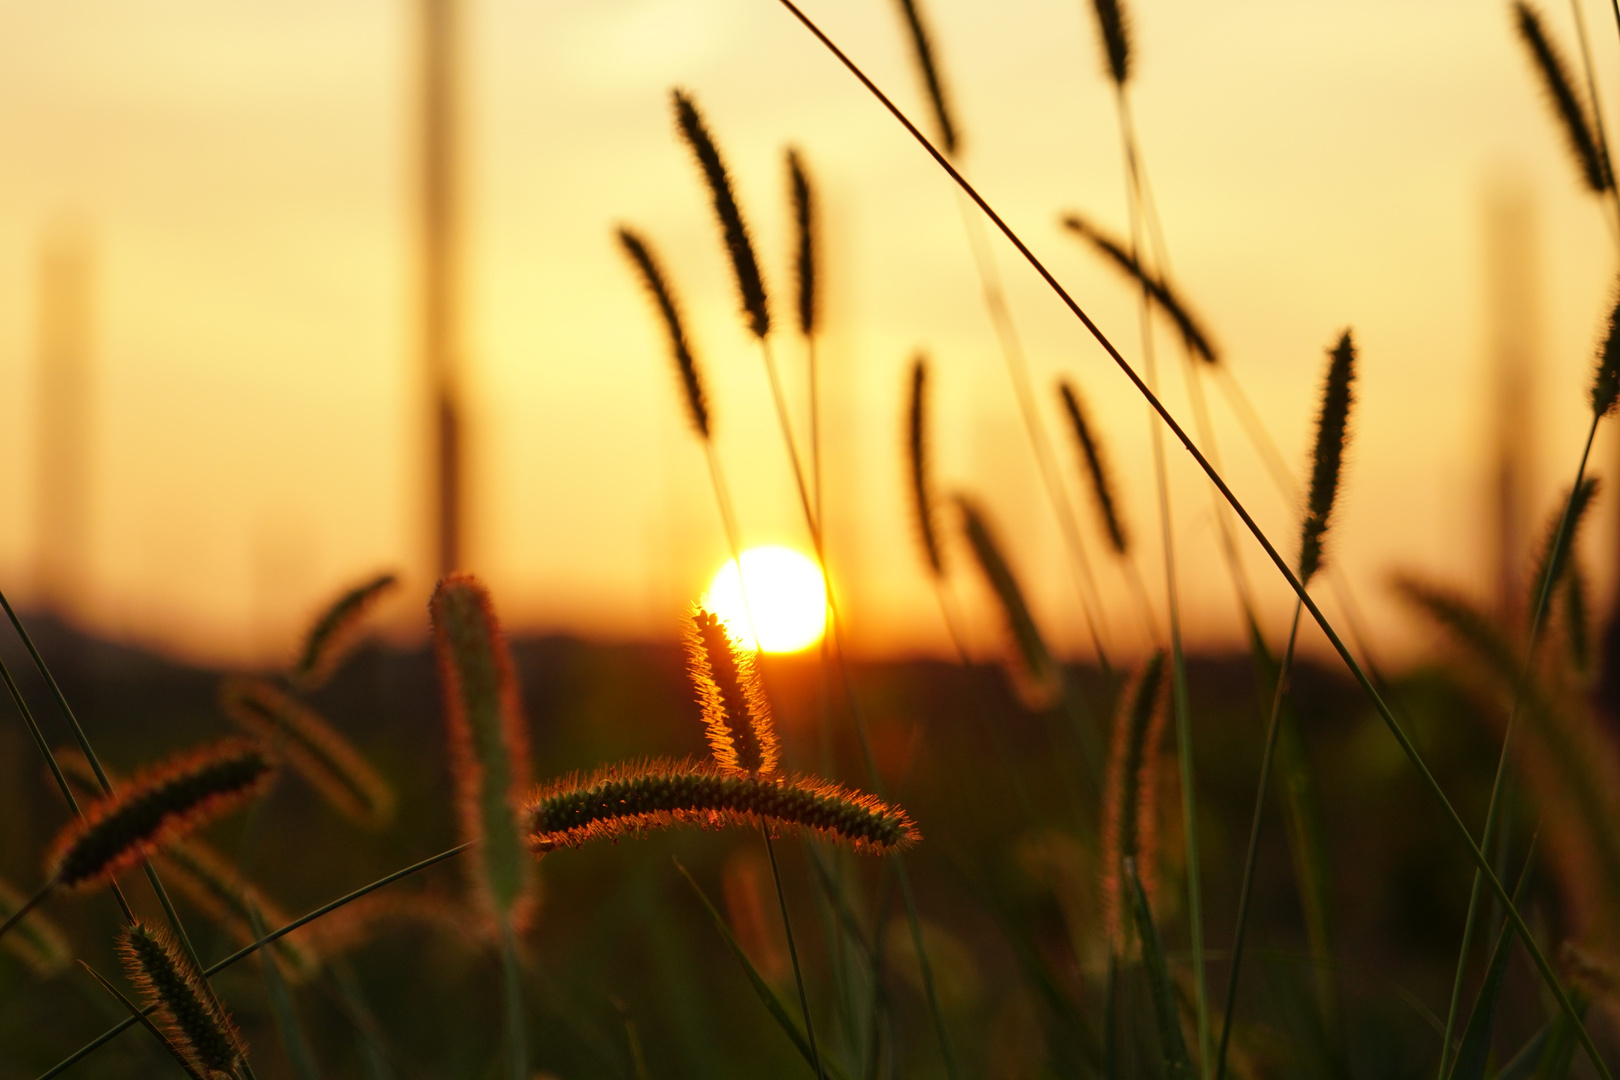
[765,7,1612,1073]
[289,572,398,693]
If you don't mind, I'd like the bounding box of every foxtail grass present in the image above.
[289,572,397,692]
[1525,477,1599,636]
[1087,0,1131,87]
[221,676,395,829]
[118,919,248,1079]
[891,0,958,155]
[1592,285,1620,416]
[789,147,816,339]
[0,875,68,976]
[525,758,920,855]
[954,495,1061,710]
[908,356,945,577]
[1058,379,1128,557]
[46,738,272,893]
[1100,651,1167,952]
[1514,2,1612,194]
[688,607,780,776]
[618,226,711,440]
[673,89,770,338]
[430,574,535,929]
[1061,213,1218,364]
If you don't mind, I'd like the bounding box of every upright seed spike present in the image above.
[954,495,1061,709]
[672,90,771,339]
[788,148,817,339]
[118,920,247,1078]
[890,0,960,156]
[908,356,945,577]
[618,226,711,440]
[1058,379,1129,556]
[1088,0,1131,87]
[1099,651,1167,951]
[1591,285,1620,417]
[1297,330,1356,586]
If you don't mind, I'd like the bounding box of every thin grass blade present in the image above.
[1126,858,1194,1080]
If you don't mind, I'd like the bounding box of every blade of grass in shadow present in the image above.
[36,843,469,1080]
[1127,858,1193,1080]
[675,858,854,1080]
[763,6,1612,1073]
[1449,836,1537,1080]
[248,903,321,1080]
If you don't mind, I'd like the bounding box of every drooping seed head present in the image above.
[618,226,711,440]
[1100,651,1167,951]
[221,676,395,829]
[1090,0,1131,86]
[47,739,273,892]
[1058,379,1128,556]
[430,574,536,929]
[908,356,945,577]
[1061,214,1218,363]
[672,89,771,339]
[1297,330,1356,585]
[1591,285,1620,417]
[0,875,68,976]
[1514,2,1612,194]
[118,920,246,1078]
[525,758,920,856]
[687,607,780,776]
[955,495,1061,709]
[1525,478,1600,630]
[290,571,398,691]
[892,0,960,156]
[788,147,817,338]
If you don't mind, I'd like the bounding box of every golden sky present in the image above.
[0,0,1614,667]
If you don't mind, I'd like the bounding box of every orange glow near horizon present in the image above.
[705,546,827,654]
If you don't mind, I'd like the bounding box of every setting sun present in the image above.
[704,546,827,654]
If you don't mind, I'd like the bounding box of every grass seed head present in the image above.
[221,676,396,829]
[1591,286,1620,416]
[672,89,770,339]
[47,739,273,892]
[788,147,817,338]
[1059,379,1128,556]
[1061,214,1217,363]
[290,571,397,691]
[0,875,69,976]
[1298,330,1356,585]
[1514,2,1612,194]
[1100,651,1168,952]
[892,0,960,155]
[618,226,711,440]
[908,356,945,577]
[525,758,920,856]
[431,574,536,929]
[955,495,1060,709]
[1090,0,1131,86]
[687,607,780,776]
[118,919,246,1077]
[1525,478,1600,632]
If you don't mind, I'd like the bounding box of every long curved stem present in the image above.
[768,6,1610,1073]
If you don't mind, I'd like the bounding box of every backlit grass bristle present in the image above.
[892,0,959,155]
[431,574,536,927]
[118,919,246,1078]
[0,874,68,976]
[1298,330,1356,585]
[908,356,945,577]
[220,676,395,829]
[688,608,780,776]
[1100,651,1168,951]
[47,739,273,892]
[1565,561,1591,673]
[1514,2,1612,194]
[1061,213,1218,364]
[1591,285,1620,417]
[672,89,770,339]
[1089,0,1131,86]
[1525,478,1599,629]
[955,495,1061,709]
[722,848,789,983]
[290,889,469,960]
[618,226,711,440]
[788,147,817,338]
[1058,379,1128,556]
[525,758,920,856]
[290,571,398,692]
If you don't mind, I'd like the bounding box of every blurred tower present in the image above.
[420,0,464,578]
[1483,180,1539,621]
[34,219,95,618]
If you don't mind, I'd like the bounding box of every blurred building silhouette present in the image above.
[1483,180,1538,621]
[420,0,465,579]
[34,218,95,619]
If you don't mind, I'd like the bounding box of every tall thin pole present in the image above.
[35,219,94,618]
[421,0,463,578]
